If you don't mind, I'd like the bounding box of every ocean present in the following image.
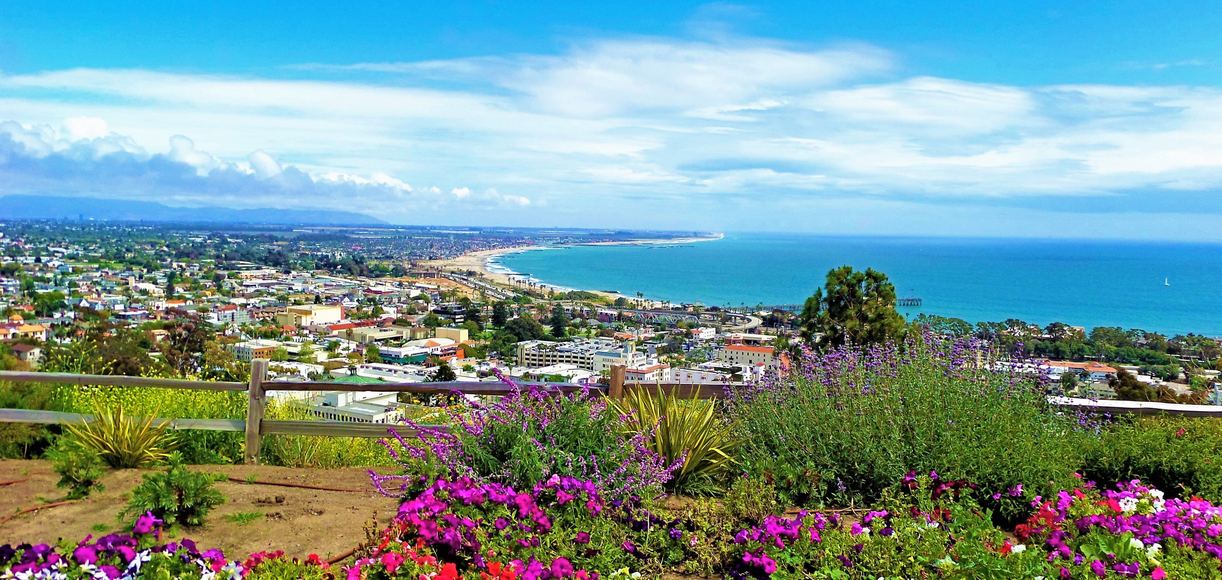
[496,233,1222,337]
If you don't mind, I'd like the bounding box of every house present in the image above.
[9,343,42,368]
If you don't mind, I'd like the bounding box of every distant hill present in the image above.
[0,195,386,226]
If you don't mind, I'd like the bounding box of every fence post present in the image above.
[245,358,269,464]
[609,365,626,400]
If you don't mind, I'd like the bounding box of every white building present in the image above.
[515,338,620,370]
[717,344,776,368]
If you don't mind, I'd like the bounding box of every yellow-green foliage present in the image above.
[55,386,247,464]
[53,386,245,420]
[66,404,177,468]
[260,401,395,468]
[609,387,739,495]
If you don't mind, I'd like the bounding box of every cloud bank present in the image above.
[2,34,1222,235]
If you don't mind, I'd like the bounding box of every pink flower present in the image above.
[1152,568,1167,580]
[380,551,405,574]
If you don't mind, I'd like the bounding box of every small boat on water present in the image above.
[1164,277,1171,287]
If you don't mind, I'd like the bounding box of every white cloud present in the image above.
[1,34,1222,233]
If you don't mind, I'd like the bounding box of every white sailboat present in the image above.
[1164,277,1171,287]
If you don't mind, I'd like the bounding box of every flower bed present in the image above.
[9,338,1222,578]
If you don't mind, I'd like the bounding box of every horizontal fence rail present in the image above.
[2,362,1221,463]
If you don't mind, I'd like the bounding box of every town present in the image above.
[4,221,1222,436]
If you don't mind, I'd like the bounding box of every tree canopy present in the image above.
[799,266,905,349]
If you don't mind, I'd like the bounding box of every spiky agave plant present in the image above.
[66,403,177,468]
[609,387,739,495]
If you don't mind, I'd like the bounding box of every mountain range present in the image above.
[0,195,386,226]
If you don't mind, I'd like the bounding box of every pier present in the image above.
[744,297,922,313]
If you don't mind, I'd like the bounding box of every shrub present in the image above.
[608,387,738,495]
[1083,415,1222,501]
[260,400,395,468]
[123,454,224,527]
[0,381,56,459]
[731,335,1083,518]
[54,386,245,464]
[47,437,106,499]
[375,370,676,500]
[66,404,177,468]
[723,474,779,524]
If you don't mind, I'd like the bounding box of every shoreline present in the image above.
[423,233,724,305]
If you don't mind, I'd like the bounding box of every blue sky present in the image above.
[2,1,1222,239]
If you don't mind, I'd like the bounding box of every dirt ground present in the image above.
[0,460,399,560]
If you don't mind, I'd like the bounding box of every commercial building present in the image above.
[717,344,776,368]
[276,304,343,327]
[231,339,283,362]
[516,338,620,370]
[434,327,470,344]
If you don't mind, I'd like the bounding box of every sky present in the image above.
[2,1,1222,240]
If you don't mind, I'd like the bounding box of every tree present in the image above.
[1110,369,1157,402]
[491,302,511,327]
[799,266,905,349]
[32,291,66,317]
[549,304,570,338]
[296,343,316,363]
[421,313,443,328]
[913,314,972,337]
[365,344,383,364]
[165,270,177,298]
[159,320,211,377]
[1060,371,1079,393]
[430,360,457,382]
[503,316,548,343]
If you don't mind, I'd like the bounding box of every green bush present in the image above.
[54,387,245,464]
[1083,415,1222,501]
[733,336,1083,518]
[47,438,106,499]
[0,381,57,458]
[259,401,395,468]
[722,474,780,524]
[608,387,738,495]
[122,454,224,527]
[66,404,177,468]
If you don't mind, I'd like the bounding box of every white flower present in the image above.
[1129,537,1145,551]
[1118,497,1139,513]
[1012,544,1027,554]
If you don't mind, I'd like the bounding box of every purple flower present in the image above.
[549,557,574,578]
[72,545,98,565]
[574,531,590,545]
[133,512,163,536]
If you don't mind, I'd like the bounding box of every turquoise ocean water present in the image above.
[497,233,1222,337]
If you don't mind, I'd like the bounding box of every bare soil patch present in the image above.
[0,460,398,560]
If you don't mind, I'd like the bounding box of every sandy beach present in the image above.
[423,234,723,305]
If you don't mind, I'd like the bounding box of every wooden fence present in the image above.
[1,362,1220,463]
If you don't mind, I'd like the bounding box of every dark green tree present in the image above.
[1110,369,1158,401]
[549,304,570,338]
[503,316,548,343]
[165,270,177,298]
[430,360,457,382]
[799,266,905,349]
[491,302,511,327]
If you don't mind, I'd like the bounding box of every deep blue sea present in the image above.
[498,233,1222,337]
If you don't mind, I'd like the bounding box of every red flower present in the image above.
[437,563,460,580]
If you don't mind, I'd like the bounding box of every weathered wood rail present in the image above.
[1,362,1218,463]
